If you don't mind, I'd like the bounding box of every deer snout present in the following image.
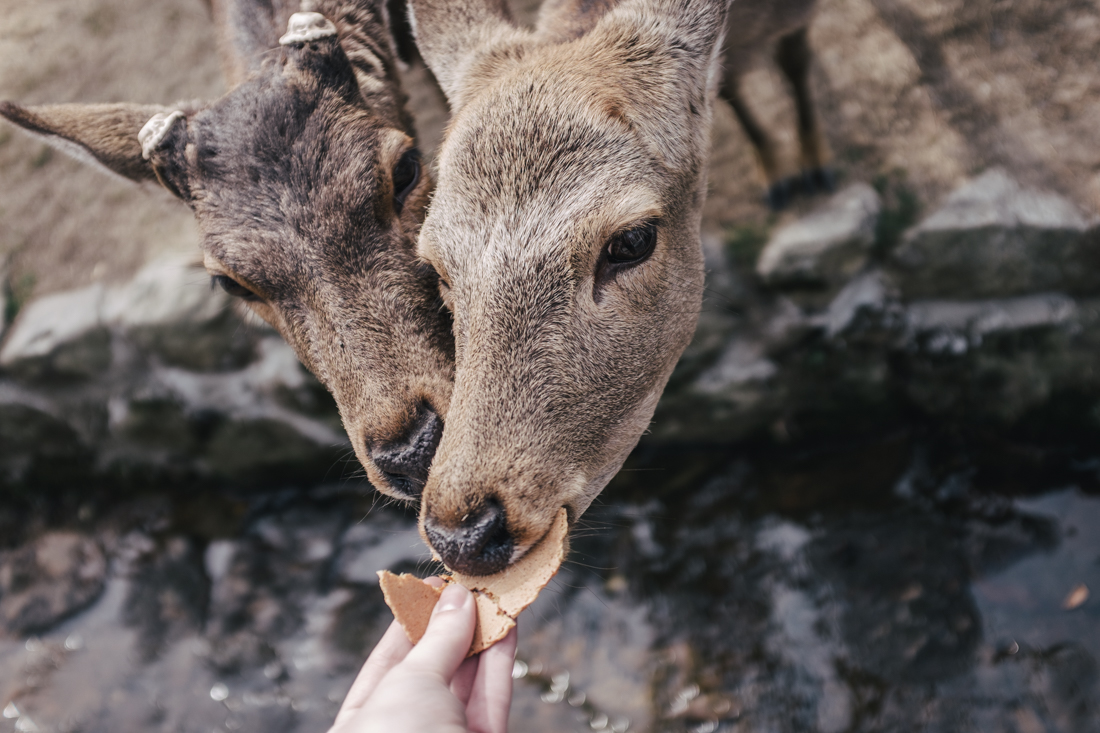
[370,404,443,499]
[424,500,514,576]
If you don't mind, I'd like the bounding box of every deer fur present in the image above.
[0,0,454,499]
[408,0,730,573]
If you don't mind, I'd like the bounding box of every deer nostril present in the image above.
[370,404,443,499]
[424,501,513,576]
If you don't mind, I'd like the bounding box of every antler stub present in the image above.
[138,111,185,160]
[279,12,338,46]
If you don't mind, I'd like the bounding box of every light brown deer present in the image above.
[407,0,730,574]
[0,0,454,499]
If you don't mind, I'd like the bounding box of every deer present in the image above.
[720,0,831,210]
[405,0,731,575]
[0,0,455,500]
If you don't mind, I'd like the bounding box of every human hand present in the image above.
[328,582,516,733]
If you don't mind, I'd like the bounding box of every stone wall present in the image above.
[657,169,1100,445]
[2,168,1099,490]
[0,259,345,490]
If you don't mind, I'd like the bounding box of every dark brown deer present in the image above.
[0,0,454,499]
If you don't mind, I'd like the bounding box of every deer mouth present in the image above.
[424,503,571,577]
[424,498,513,576]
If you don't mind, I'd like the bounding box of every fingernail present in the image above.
[436,583,469,613]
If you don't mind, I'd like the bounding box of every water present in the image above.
[0,434,1097,732]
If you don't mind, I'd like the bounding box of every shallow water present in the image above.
[1,435,1097,733]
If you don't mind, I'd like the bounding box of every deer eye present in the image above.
[212,275,260,302]
[606,221,657,265]
[392,149,421,214]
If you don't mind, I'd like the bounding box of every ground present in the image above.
[3,0,1100,304]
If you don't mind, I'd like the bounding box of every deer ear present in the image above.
[406,0,530,108]
[595,0,729,168]
[0,101,191,196]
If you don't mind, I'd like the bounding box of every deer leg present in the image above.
[775,26,833,195]
[721,73,791,211]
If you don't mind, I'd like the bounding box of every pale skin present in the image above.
[330,582,516,733]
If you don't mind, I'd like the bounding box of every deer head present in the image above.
[409,0,728,574]
[0,1,454,500]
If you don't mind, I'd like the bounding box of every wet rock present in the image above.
[891,169,1099,298]
[0,284,111,380]
[206,505,346,673]
[0,256,9,342]
[0,258,346,489]
[693,340,778,397]
[757,183,881,290]
[905,292,1078,354]
[334,516,428,585]
[203,417,337,482]
[900,296,1100,423]
[326,583,390,665]
[817,269,904,341]
[0,531,106,636]
[102,258,256,371]
[0,399,91,487]
[122,536,208,662]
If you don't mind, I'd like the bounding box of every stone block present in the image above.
[757,183,881,289]
[103,258,255,371]
[0,399,91,486]
[0,284,110,379]
[891,169,1099,298]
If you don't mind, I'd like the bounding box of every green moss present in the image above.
[872,169,921,254]
[724,222,771,270]
[30,146,53,170]
[4,272,35,325]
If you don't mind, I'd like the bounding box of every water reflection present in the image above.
[518,436,1100,732]
[0,435,1097,732]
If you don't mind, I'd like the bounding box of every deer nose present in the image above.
[424,500,514,576]
[370,405,443,499]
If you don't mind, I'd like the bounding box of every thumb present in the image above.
[402,583,477,683]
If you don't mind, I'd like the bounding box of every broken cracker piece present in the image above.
[470,592,515,655]
[377,508,569,655]
[377,571,444,645]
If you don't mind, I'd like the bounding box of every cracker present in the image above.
[377,571,444,645]
[377,508,569,656]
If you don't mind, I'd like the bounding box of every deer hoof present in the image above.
[801,167,836,196]
[765,179,793,211]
